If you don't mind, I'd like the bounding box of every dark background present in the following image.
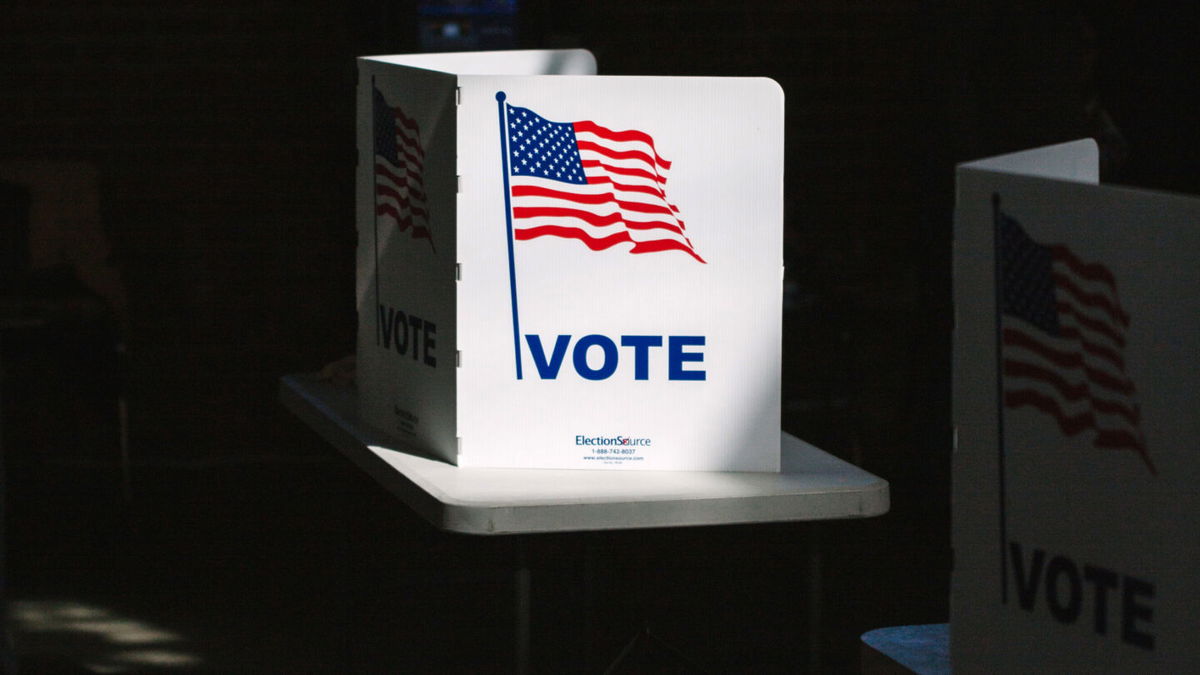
[2,1,1196,672]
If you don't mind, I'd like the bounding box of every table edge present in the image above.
[280,373,889,535]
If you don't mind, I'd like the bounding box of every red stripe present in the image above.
[379,192,432,220]
[1094,430,1155,474]
[515,225,703,262]
[587,176,663,198]
[1003,359,1140,425]
[1007,389,1154,473]
[513,207,616,227]
[1005,390,1143,447]
[512,206,686,237]
[381,148,429,176]
[377,208,432,240]
[1002,328,1081,368]
[623,219,685,234]
[1090,396,1140,425]
[396,144,425,169]
[576,141,662,175]
[630,238,706,263]
[512,185,611,204]
[1057,324,1124,369]
[1053,271,1130,327]
[375,185,429,219]
[511,185,679,218]
[573,120,671,170]
[619,199,680,218]
[393,129,424,159]
[1005,389,1096,435]
[1050,245,1117,290]
[514,225,633,251]
[581,160,665,185]
[375,162,426,194]
[585,176,680,213]
[1056,302,1125,348]
[1004,328,1134,395]
[1094,429,1141,448]
[1004,359,1088,398]
[393,107,419,133]
[376,204,428,229]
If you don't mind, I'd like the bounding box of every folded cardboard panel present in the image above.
[357,50,782,471]
[953,140,1200,671]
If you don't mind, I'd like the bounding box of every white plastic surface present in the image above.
[281,373,889,534]
[363,49,597,76]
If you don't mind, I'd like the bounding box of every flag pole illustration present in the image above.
[496,91,525,379]
[993,193,1155,597]
[496,91,709,379]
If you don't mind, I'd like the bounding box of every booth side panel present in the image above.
[356,59,458,463]
[953,162,1200,672]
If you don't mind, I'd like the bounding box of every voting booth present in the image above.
[953,140,1200,671]
[356,50,783,471]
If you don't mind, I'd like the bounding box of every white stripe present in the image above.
[1005,318,1128,393]
[395,126,422,154]
[574,131,670,170]
[578,148,665,178]
[1054,302,1124,355]
[1051,259,1122,306]
[1005,319,1139,435]
[1004,375,1139,438]
[511,193,680,228]
[376,155,423,183]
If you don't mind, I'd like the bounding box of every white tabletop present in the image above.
[280,373,889,534]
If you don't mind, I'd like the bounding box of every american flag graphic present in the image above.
[374,85,434,251]
[997,206,1154,474]
[502,102,705,263]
